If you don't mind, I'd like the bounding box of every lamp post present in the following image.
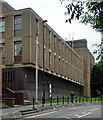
[36,35,39,103]
[43,20,48,104]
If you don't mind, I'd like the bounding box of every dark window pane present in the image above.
[13,71,15,82]
[14,15,22,37]
[14,30,22,37]
[14,24,22,30]
[11,71,12,83]
[5,72,7,83]
[2,57,5,65]
[2,72,4,83]
[0,32,5,39]
[8,72,10,83]
[14,56,22,63]
[14,42,22,56]
[0,43,5,57]
[14,42,22,63]
[14,18,22,24]
[0,18,5,32]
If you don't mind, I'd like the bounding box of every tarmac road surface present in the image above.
[24,104,102,120]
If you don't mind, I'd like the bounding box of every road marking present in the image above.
[78,112,92,118]
[75,114,80,117]
[25,111,58,119]
[65,117,70,119]
[90,108,100,112]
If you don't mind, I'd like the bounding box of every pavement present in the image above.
[0,101,101,119]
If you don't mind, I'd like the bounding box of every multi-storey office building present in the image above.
[0,2,94,100]
[67,39,87,49]
[66,39,95,97]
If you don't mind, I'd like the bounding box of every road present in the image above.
[24,104,102,119]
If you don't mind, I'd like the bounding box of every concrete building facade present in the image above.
[0,2,94,100]
[0,46,2,95]
[67,39,95,97]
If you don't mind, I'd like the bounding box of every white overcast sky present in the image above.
[4,0,101,60]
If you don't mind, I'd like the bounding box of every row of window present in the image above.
[2,71,15,83]
[0,15,65,55]
[0,42,22,64]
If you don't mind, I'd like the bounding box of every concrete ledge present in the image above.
[0,100,6,108]
[3,98,15,107]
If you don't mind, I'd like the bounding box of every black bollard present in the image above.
[79,97,81,103]
[57,96,59,105]
[82,97,84,103]
[33,97,35,109]
[71,97,73,103]
[86,97,88,102]
[95,97,96,102]
[50,97,52,106]
[63,96,64,104]
[76,97,77,103]
[91,97,92,103]
[42,97,44,107]
[68,96,69,104]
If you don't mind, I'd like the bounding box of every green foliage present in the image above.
[38,97,101,104]
[60,0,103,34]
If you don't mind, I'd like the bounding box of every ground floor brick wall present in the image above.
[2,67,83,100]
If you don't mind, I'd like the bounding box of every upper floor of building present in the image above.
[0,1,95,86]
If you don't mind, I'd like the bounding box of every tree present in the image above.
[91,64,103,97]
[60,0,103,64]
[60,0,103,34]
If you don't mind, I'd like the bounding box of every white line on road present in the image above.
[90,108,100,112]
[77,112,92,118]
[65,117,70,119]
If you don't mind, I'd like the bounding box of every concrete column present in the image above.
[5,15,13,65]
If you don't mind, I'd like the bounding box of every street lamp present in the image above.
[43,20,48,104]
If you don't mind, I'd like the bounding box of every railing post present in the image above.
[79,97,81,103]
[42,97,44,107]
[57,96,59,105]
[63,96,64,104]
[82,97,84,103]
[91,97,92,103]
[33,97,35,109]
[86,97,88,102]
[68,96,69,104]
[71,97,73,103]
[95,97,96,102]
[50,97,52,106]
[76,97,77,103]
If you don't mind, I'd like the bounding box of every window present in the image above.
[54,35,56,51]
[0,18,5,33]
[49,30,51,49]
[0,18,5,39]
[2,71,15,83]
[14,42,22,56]
[14,42,22,62]
[2,72,4,83]
[63,43,64,54]
[0,43,5,64]
[58,40,60,54]
[54,55,56,72]
[63,60,65,74]
[49,52,51,69]
[59,58,60,73]
[36,18,38,36]
[0,43,5,57]
[14,15,22,37]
